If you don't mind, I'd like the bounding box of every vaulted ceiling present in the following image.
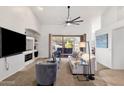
[31,6,107,25]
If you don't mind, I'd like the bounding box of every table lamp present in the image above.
[80,42,86,52]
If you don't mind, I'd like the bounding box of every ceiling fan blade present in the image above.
[71,22,80,25]
[65,21,71,23]
[64,6,83,26]
[71,16,80,22]
[74,20,84,22]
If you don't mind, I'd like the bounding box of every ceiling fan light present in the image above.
[67,23,71,26]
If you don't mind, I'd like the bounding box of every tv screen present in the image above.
[0,27,26,57]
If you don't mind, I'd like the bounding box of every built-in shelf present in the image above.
[26,36,34,40]
[25,29,40,65]
[26,36,34,51]
[23,50,34,54]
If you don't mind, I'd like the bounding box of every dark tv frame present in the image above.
[0,27,26,58]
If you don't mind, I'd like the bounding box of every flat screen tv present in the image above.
[0,27,26,57]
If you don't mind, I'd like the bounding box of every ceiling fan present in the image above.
[65,6,84,26]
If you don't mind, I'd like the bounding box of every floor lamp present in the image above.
[80,41,95,80]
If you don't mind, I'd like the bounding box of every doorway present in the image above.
[49,34,86,58]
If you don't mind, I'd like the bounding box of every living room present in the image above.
[1,1,124,93]
[0,6,95,85]
[0,5,124,88]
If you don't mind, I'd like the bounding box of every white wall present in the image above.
[101,7,117,28]
[112,27,124,69]
[0,6,40,34]
[91,16,101,49]
[0,6,40,80]
[96,27,112,68]
[0,54,24,81]
[39,21,92,57]
[96,6,124,69]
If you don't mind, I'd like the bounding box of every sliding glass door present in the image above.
[50,35,81,57]
[51,36,63,56]
[63,37,80,57]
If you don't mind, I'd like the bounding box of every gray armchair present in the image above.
[35,62,57,86]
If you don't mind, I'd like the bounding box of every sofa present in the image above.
[68,53,95,75]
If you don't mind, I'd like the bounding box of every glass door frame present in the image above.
[49,34,86,58]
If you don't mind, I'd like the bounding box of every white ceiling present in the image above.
[31,6,107,25]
